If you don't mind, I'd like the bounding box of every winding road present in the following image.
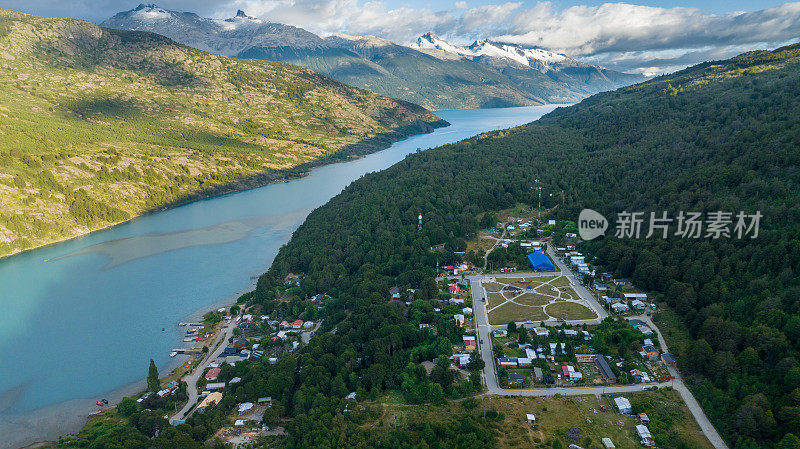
[171,316,237,422]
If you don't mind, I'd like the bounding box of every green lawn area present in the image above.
[503,278,546,288]
[488,292,508,309]
[545,302,597,320]
[551,276,572,288]
[483,282,505,292]
[514,292,552,306]
[489,302,547,324]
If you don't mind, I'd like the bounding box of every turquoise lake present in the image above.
[0,104,561,447]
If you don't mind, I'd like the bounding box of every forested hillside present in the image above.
[0,8,444,257]
[248,44,800,448]
[61,43,800,448]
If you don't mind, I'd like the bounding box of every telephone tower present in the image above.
[418,213,423,231]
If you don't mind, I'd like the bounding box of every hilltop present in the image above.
[0,8,446,257]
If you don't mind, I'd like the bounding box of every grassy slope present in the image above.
[0,8,445,257]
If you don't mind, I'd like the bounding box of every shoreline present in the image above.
[6,290,247,449]
[0,119,449,262]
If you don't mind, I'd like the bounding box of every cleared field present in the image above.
[466,234,498,254]
[545,302,597,320]
[374,390,713,449]
[514,292,552,306]
[489,302,547,324]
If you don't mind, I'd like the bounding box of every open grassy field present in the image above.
[489,302,547,324]
[487,292,508,309]
[545,302,597,320]
[514,292,551,306]
[484,282,505,292]
[374,389,713,449]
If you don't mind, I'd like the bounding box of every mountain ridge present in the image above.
[101,4,646,110]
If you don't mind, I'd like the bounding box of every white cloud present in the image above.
[211,0,800,72]
[8,0,800,74]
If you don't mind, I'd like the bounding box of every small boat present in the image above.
[169,351,177,358]
[96,399,108,406]
[183,337,195,342]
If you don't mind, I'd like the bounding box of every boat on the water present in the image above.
[95,399,108,406]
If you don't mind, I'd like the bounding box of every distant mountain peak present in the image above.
[236,9,248,18]
[412,33,572,70]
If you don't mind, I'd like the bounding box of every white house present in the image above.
[614,397,632,414]
[534,327,550,336]
[623,293,648,301]
[612,302,629,313]
[636,425,654,446]
[631,299,646,309]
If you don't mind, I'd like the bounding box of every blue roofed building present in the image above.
[527,251,555,272]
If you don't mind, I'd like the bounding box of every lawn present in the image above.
[514,292,552,306]
[483,282,505,292]
[487,292,508,309]
[489,302,547,324]
[545,302,597,320]
[551,276,572,288]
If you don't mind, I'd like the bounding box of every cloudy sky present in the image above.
[6,0,800,75]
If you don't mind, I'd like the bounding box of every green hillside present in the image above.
[241,44,800,447]
[0,8,445,258]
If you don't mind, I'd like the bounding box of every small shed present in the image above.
[526,413,536,423]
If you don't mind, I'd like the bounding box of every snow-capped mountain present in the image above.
[413,32,573,71]
[102,6,645,110]
[102,4,328,56]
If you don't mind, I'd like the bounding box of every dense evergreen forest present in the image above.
[65,43,800,448]
[251,44,800,448]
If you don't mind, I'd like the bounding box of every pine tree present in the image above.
[147,359,160,392]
